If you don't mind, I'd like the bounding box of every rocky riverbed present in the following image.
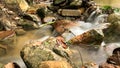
[0,0,120,68]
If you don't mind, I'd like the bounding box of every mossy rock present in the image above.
[104,14,120,42]
[20,45,55,68]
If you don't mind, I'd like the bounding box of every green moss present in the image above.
[102,5,112,10]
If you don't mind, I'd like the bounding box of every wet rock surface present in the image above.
[20,45,55,68]
[20,37,72,68]
[68,29,104,45]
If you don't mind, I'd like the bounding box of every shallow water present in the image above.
[0,26,53,68]
[0,24,120,68]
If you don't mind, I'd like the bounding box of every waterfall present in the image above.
[87,6,102,22]
[87,10,97,22]
[94,14,108,24]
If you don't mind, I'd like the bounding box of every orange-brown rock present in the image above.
[53,20,79,35]
[0,30,15,40]
[56,36,68,49]
[40,61,72,68]
[68,29,103,45]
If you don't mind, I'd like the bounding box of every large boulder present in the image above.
[20,37,71,68]
[20,45,55,68]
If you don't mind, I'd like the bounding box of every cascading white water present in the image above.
[87,6,102,22]
[94,14,108,24]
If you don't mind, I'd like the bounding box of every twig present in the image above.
[77,47,84,66]
[65,28,84,66]
[39,21,55,27]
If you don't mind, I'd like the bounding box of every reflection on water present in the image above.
[0,25,53,68]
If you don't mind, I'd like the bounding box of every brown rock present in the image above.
[53,20,79,35]
[40,61,72,68]
[99,63,120,68]
[68,29,103,45]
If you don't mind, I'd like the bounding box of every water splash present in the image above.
[94,14,108,24]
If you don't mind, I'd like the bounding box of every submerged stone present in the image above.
[0,44,7,56]
[15,28,26,36]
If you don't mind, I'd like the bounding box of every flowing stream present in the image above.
[0,9,120,68]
